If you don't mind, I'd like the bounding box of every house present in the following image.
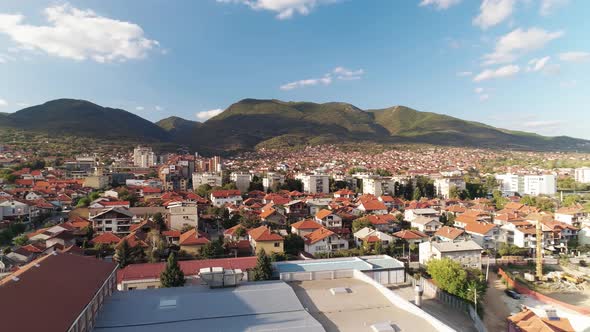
[89,200,130,209]
[0,199,31,220]
[223,224,249,242]
[555,204,588,226]
[210,190,243,207]
[333,189,355,199]
[357,198,388,215]
[434,226,466,242]
[378,195,403,210]
[411,215,442,234]
[365,214,397,232]
[290,219,323,237]
[304,227,348,255]
[404,208,438,222]
[354,227,394,248]
[283,200,308,222]
[507,308,574,332]
[315,209,343,228]
[464,222,499,250]
[91,232,122,246]
[178,228,210,255]
[419,240,483,269]
[167,202,198,231]
[89,207,134,235]
[248,226,284,254]
[392,229,429,245]
[162,230,181,245]
[260,204,287,225]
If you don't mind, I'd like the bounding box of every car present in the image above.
[505,289,521,299]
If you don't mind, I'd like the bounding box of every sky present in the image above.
[0,0,589,138]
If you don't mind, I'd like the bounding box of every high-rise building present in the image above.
[524,174,556,196]
[231,172,252,193]
[296,173,330,194]
[133,146,157,168]
[575,167,590,184]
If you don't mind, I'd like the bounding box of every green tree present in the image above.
[412,187,422,201]
[426,258,468,296]
[248,175,264,192]
[352,217,373,233]
[196,184,212,197]
[115,239,132,268]
[492,190,508,209]
[160,252,185,287]
[284,233,304,256]
[374,240,384,255]
[13,234,28,246]
[449,186,460,199]
[153,212,166,230]
[563,195,581,207]
[200,239,225,259]
[76,197,90,207]
[252,249,273,281]
[89,191,101,201]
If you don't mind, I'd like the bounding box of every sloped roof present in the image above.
[291,219,322,230]
[508,308,574,332]
[304,227,335,245]
[248,226,283,242]
[179,229,210,246]
[435,226,465,240]
[91,232,121,245]
[393,229,429,240]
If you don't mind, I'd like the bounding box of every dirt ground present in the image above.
[482,272,512,332]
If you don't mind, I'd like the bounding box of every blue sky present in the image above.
[0,0,588,138]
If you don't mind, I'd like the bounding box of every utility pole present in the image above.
[536,220,543,280]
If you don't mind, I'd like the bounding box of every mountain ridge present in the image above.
[0,98,587,154]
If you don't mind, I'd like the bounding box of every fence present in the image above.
[280,269,354,282]
[410,275,487,332]
[498,268,590,316]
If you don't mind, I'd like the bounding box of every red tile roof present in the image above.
[393,229,428,240]
[179,229,210,246]
[91,232,121,245]
[291,219,323,230]
[248,225,283,242]
[435,226,465,240]
[211,190,241,198]
[304,227,335,245]
[315,209,333,220]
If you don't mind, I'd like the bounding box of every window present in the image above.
[274,242,280,247]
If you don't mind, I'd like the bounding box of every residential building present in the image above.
[192,172,222,188]
[304,227,348,255]
[262,172,285,191]
[411,216,442,234]
[210,190,243,207]
[290,219,323,237]
[555,204,589,226]
[433,176,466,199]
[83,175,110,189]
[362,177,396,197]
[434,226,466,242]
[315,209,342,228]
[524,174,556,196]
[419,240,483,268]
[90,207,134,235]
[133,146,157,168]
[507,308,574,332]
[354,227,394,248]
[0,253,117,332]
[464,222,499,250]
[167,202,198,231]
[230,172,252,193]
[248,225,284,254]
[392,229,429,245]
[496,173,522,195]
[357,197,388,215]
[297,173,330,194]
[404,208,438,222]
[178,228,210,255]
[0,199,31,220]
[574,167,590,184]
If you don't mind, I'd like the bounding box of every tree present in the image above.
[449,186,460,199]
[160,252,185,287]
[13,234,28,246]
[563,195,581,207]
[234,226,246,239]
[153,212,165,230]
[412,187,422,201]
[252,249,273,281]
[115,239,132,268]
[89,191,101,201]
[492,190,508,210]
[284,233,304,256]
[200,239,225,259]
[439,213,448,226]
[352,217,372,233]
[196,184,212,197]
[222,182,238,190]
[76,197,90,207]
[248,176,264,192]
[374,240,384,255]
[426,258,468,296]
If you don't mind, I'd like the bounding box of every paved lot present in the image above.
[391,284,477,332]
[289,278,439,332]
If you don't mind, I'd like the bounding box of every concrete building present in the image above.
[433,176,466,199]
[263,172,285,191]
[210,190,243,207]
[575,167,590,184]
[192,172,222,188]
[496,173,522,195]
[83,175,110,189]
[230,172,252,193]
[133,146,157,168]
[297,173,330,194]
[167,202,198,231]
[90,207,135,235]
[524,174,556,196]
[362,177,396,197]
[419,240,483,269]
[303,227,348,255]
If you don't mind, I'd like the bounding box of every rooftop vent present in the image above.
[159,298,177,309]
[199,267,244,288]
[545,308,559,321]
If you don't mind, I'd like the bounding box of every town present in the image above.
[1,143,590,331]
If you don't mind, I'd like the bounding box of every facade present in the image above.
[262,172,285,191]
[362,177,396,197]
[433,177,466,199]
[419,240,483,268]
[304,227,348,255]
[464,222,499,250]
[192,172,222,188]
[230,172,252,193]
[410,216,442,234]
[90,207,134,235]
[167,202,198,231]
[315,209,343,228]
[297,173,330,194]
[210,190,243,207]
[83,175,110,189]
[574,167,590,184]
[496,173,522,195]
[133,146,157,168]
[248,226,284,254]
[523,174,556,196]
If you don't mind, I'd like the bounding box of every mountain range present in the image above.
[0,98,587,155]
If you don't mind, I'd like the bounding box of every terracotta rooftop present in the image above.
[291,219,322,230]
[304,227,335,245]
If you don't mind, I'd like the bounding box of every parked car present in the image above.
[505,289,521,299]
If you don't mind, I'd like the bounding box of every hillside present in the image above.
[1,98,588,154]
[0,99,169,142]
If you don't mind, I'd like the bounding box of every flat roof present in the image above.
[431,240,483,252]
[94,281,325,332]
[290,278,439,332]
[274,255,404,275]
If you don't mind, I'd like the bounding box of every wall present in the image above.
[353,270,456,332]
[254,240,284,254]
[498,268,590,316]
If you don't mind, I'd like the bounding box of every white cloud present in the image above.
[196,108,224,121]
[526,56,550,72]
[473,64,520,82]
[560,80,577,88]
[483,27,563,65]
[419,0,462,10]
[456,71,473,77]
[280,66,363,90]
[473,0,516,30]
[0,3,159,63]
[523,120,564,128]
[474,87,485,94]
[540,0,569,16]
[0,98,7,107]
[479,94,490,101]
[135,106,145,111]
[155,105,164,111]
[559,52,590,63]
[16,102,29,108]
[217,0,338,19]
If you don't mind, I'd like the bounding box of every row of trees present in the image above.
[426,258,487,308]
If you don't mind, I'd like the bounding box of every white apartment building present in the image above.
[167,202,198,231]
[133,146,157,168]
[575,167,590,184]
[263,172,285,191]
[297,173,330,194]
[230,173,252,193]
[192,172,222,188]
[496,173,522,195]
[524,174,556,196]
[419,240,483,269]
[433,176,466,199]
[362,177,396,197]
